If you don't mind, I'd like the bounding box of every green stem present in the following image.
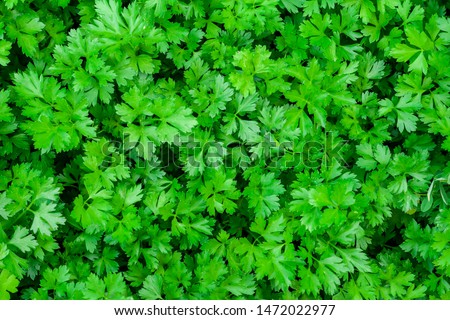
[2,199,35,232]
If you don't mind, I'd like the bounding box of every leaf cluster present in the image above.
[0,0,450,300]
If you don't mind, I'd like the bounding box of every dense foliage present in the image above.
[0,0,450,300]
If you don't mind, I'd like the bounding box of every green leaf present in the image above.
[83,274,106,299]
[389,271,415,297]
[395,0,424,23]
[341,0,376,24]
[434,248,450,276]
[222,274,256,296]
[401,220,434,261]
[0,269,19,300]
[317,258,342,295]
[7,16,45,57]
[244,173,285,218]
[421,195,433,212]
[151,101,197,142]
[280,0,303,13]
[199,169,240,215]
[337,248,372,273]
[0,192,12,220]
[438,17,450,44]
[250,213,285,243]
[390,44,420,62]
[0,41,12,66]
[439,183,449,205]
[373,144,391,165]
[229,73,255,97]
[94,247,120,275]
[84,273,129,299]
[71,188,113,230]
[255,245,296,291]
[31,203,66,236]
[298,266,321,296]
[0,0,448,302]
[8,226,38,253]
[122,184,143,207]
[116,87,153,123]
[40,266,71,291]
[397,110,418,133]
[139,274,163,299]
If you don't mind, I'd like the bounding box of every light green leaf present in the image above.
[139,274,163,299]
[8,226,38,253]
[0,269,19,300]
[31,202,66,236]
